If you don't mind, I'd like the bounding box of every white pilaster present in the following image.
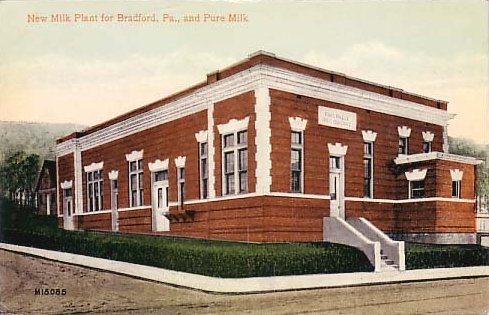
[207,102,216,198]
[74,141,83,214]
[443,124,449,153]
[255,86,272,194]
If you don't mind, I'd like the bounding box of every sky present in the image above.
[0,0,488,144]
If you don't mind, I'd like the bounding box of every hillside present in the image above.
[0,121,86,162]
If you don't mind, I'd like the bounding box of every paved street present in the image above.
[0,249,488,315]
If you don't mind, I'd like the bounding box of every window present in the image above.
[291,131,303,193]
[86,170,103,211]
[177,167,185,205]
[222,130,248,195]
[423,141,432,153]
[329,156,340,170]
[129,159,143,207]
[363,142,373,198]
[154,170,168,182]
[452,180,461,198]
[409,180,425,199]
[399,137,409,155]
[199,142,209,199]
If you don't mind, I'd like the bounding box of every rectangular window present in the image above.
[177,167,185,205]
[410,180,425,199]
[363,142,373,198]
[222,130,248,195]
[291,131,303,193]
[111,179,118,210]
[154,170,168,182]
[452,180,461,198]
[86,169,103,211]
[129,159,143,207]
[399,137,409,155]
[423,141,432,153]
[199,142,209,199]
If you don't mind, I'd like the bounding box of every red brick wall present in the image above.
[169,196,328,242]
[80,110,208,212]
[269,89,444,199]
[57,153,74,216]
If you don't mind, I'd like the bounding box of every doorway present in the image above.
[329,156,345,219]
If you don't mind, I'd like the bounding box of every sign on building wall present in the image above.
[318,106,357,131]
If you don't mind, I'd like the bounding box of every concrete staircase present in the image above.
[323,217,405,272]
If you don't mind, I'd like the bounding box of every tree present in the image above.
[0,150,40,207]
[448,137,489,196]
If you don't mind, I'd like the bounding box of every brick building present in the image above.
[36,159,56,216]
[56,51,481,267]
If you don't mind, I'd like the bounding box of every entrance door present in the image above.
[63,190,74,230]
[152,179,169,231]
[110,180,119,232]
[329,156,345,219]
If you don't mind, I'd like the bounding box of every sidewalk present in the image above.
[1,242,489,294]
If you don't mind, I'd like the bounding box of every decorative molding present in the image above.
[217,116,250,134]
[397,126,411,138]
[362,130,377,142]
[83,161,104,173]
[288,117,308,131]
[194,130,208,143]
[405,169,427,181]
[148,159,169,172]
[422,131,434,142]
[56,64,454,158]
[345,196,475,204]
[108,170,119,180]
[125,150,143,162]
[255,87,272,194]
[394,151,482,165]
[60,180,73,189]
[450,169,464,181]
[328,143,348,156]
[175,156,186,168]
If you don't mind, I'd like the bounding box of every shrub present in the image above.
[405,242,489,269]
[0,227,373,277]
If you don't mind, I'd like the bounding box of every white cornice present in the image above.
[405,169,427,181]
[108,170,119,180]
[83,161,103,173]
[175,156,186,168]
[394,152,482,165]
[148,159,169,172]
[422,131,435,142]
[195,130,208,143]
[397,126,412,138]
[288,117,308,131]
[125,150,143,162]
[328,143,348,156]
[56,63,454,157]
[362,130,377,142]
[60,180,73,189]
[450,169,464,181]
[217,116,250,134]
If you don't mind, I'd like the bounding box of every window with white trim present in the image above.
[87,170,103,211]
[177,167,185,205]
[199,142,209,199]
[452,180,461,198]
[129,159,143,207]
[423,141,432,153]
[399,137,409,155]
[363,142,373,198]
[409,180,425,199]
[222,130,248,195]
[291,131,303,193]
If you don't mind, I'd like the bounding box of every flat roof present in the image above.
[58,51,449,143]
